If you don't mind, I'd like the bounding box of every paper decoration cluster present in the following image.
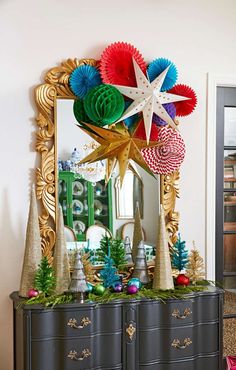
[70,41,197,183]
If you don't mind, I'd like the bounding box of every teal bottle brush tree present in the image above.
[172,233,189,273]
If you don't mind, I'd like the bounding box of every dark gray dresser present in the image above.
[10,287,224,370]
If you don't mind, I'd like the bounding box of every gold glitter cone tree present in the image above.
[53,206,71,294]
[153,206,174,290]
[132,202,144,261]
[186,242,205,284]
[19,187,42,297]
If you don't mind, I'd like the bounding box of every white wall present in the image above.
[1,0,236,368]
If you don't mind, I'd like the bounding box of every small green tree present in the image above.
[97,235,126,269]
[172,234,189,273]
[34,256,55,296]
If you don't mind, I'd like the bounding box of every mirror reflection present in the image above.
[115,170,143,219]
[57,99,159,252]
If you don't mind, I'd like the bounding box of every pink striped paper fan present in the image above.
[141,127,186,174]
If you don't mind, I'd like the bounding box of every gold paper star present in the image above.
[78,123,159,184]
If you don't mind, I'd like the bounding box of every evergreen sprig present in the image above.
[97,235,126,269]
[34,256,56,296]
[172,234,189,272]
[19,293,74,308]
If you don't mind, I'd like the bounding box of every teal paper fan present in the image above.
[147,58,178,91]
[69,65,102,99]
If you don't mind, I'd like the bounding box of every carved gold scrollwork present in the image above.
[161,170,180,246]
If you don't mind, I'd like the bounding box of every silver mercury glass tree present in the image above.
[69,251,88,303]
[132,240,150,284]
[124,236,133,265]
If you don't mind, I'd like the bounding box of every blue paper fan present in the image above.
[147,58,178,91]
[69,65,102,99]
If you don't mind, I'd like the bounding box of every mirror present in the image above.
[115,170,143,219]
[56,99,159,247]
[34,58,180,260]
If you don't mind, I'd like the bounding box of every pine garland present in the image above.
[186,243,205,284]
[34,256,55,296]
[88,285,206,304]
[18,285,209,308]
[19,293,74,308]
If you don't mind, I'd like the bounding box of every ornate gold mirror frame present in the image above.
[35,58,180,260]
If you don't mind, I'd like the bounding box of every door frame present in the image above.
[207,74,236,280]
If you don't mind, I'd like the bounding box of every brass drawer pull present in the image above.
[126,323,136,341]
[67,317,91,329]
[171,338,192,349]
[172,308,192,319]
[68,349,91,361]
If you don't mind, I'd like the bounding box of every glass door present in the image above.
[216,88,236,289]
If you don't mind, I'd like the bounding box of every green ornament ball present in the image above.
[93,284,106,296]
[84,84,125,126]
[127,278,142,290]
[73,99,91,125]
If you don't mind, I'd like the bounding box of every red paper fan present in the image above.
[168,84,197,117]
[133,119,159,141]
[100,42,147,87]
[141,127,186,174]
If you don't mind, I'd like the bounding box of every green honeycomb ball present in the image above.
[84,84,125,126]
[73,99,91,125]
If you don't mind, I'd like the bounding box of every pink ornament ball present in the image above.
[127,285,138,295]
[27,288,39,298]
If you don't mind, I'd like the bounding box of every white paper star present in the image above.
[112,58,190,143]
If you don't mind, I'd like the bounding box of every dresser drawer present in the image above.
[31,304,122,339]
[139,354,220,370]
[139,322,219,363]
[31,308,95,339]
[139,295,219,329]
[31,332,122,370]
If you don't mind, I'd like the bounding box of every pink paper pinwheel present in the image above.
[141,126,185,174]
